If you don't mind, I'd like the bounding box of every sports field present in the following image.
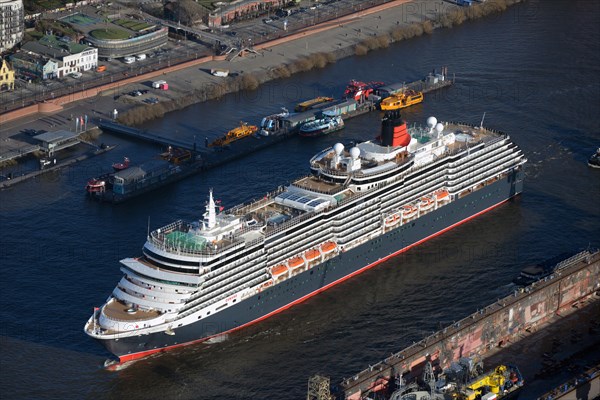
[113,19,154,32]
[61,13,98,27]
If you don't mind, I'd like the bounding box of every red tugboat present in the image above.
[112,157,130,171]
[85,178,106,194]
[343,80,385,101]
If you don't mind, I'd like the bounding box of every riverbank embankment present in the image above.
[0,0,524,133]
[116,0,525,126]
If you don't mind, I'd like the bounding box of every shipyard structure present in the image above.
[326,249,600,400]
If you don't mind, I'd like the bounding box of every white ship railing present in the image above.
[175,274,268,320]
[200,257,266,294]
[228,186,287,215]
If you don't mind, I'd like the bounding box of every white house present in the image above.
[21,35,98,78]
[58,47,98,77]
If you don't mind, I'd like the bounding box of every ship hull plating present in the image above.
[101,169,524,361]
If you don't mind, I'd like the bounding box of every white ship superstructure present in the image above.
[85,112,526,362]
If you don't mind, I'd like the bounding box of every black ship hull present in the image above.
[101,168,524,361]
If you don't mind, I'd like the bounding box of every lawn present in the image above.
[89,28,130,40]
[113,19,153,32]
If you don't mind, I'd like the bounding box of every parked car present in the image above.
[71,72,82,79]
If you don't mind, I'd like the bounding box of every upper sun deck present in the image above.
[311,121,506,178]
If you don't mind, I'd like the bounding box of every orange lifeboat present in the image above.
[419,196,434,211]
[260,279,274,291]
[321,241,337,254]
[402,205,418,219]
[384,213,401,227]
[271,264,288,278]
[288,257,305,270]
[435,189,449,201]
[305,249,321,262]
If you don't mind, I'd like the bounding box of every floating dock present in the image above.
[91,122,297,203]
[537,363,600,400]
[310,249,600,400]
[93,69,453,203]
[1,143,114,189]
[98,121,195,151]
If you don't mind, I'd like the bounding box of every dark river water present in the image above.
[1,1,599,398]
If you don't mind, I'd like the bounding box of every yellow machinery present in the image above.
[208,122,258,147]
[380,90,424,111]
[458,365,511,400]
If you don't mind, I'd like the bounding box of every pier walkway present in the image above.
[98,120,196,151]
[0,144,41,163]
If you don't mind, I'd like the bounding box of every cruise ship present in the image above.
[85,111,527,363]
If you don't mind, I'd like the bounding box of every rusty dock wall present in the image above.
[338,250,600,400]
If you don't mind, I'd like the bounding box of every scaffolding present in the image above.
[307,375,332,400]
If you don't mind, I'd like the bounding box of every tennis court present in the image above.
[61,13,99,27]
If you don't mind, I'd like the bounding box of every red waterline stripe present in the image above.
[117,196,515,363]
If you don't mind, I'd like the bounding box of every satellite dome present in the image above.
[349,147,360,159]
[427,116,437,129]
[333,143,344,155]
[435,123,444,134]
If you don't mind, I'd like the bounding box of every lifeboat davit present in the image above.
[401,205,418,219]
[86,178,106,193]
[434,189,449,201]
[305,249,321,262]
[419,196,435,211]
[288,257,305,270]
[321,241,337,254]
[271,264,288,278]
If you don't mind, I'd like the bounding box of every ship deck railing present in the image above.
[148,218,268,257]
[446,121,507,136]
[174,274,268,320]
[264,209,322,237]
[228,186,287,216]
[291,176,347,196]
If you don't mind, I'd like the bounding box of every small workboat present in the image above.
[86,178,106,194]
[380,90,424,111]
[299,114,344,137]
[112,157,130,171]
